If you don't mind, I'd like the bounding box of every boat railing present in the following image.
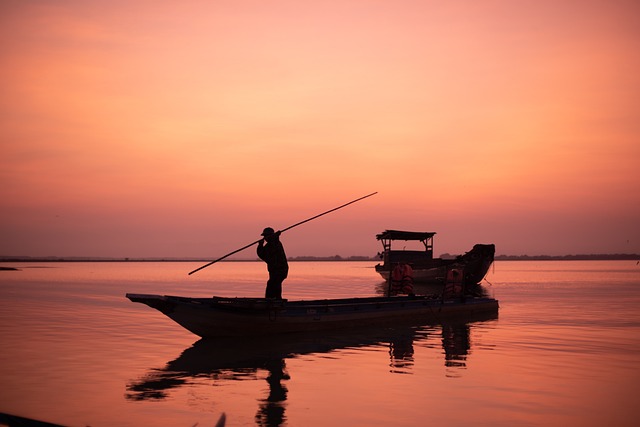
[385,250,433,265]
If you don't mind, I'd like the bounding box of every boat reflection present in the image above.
[126,313,496,426]
[388,331,415,374]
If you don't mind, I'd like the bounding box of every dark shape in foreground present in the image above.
[375,230,495,284]
[0,413,65,427]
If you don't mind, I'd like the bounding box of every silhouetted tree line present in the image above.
[494,254,640,261]
[288,255,375,261]
[1,254,639,262]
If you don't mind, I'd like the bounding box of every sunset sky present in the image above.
[1,0,639,260]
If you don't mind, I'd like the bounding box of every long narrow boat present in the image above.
[126,293,499,338]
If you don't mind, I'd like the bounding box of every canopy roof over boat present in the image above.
[376,230,436,241]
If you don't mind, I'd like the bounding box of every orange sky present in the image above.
[1,0,639,259]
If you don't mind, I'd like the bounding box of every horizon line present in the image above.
[1,253,640,262]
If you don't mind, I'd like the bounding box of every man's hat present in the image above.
[261,227,275,236]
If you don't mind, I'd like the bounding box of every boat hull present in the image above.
[376,266,443,283]
[127,294,499,338]
[376,243,495,285]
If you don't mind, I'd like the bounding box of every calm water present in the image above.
[1,260,639,427]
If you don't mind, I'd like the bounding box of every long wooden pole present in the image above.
[188,192,378,275]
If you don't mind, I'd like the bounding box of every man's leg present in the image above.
[266,273,284,299]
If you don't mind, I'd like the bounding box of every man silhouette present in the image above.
[257,227,289,299]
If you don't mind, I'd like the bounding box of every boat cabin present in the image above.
[376,230,435,267]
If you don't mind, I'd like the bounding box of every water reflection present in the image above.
[442,322,472,379]
[388,333,415,374]
[127,314,496,426]
[442,322,470,368]
[255,358,289,427]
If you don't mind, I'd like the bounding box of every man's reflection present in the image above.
[255,358,289,427]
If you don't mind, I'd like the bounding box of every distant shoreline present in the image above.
[1,254,638,263]
[494,254,640,261]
